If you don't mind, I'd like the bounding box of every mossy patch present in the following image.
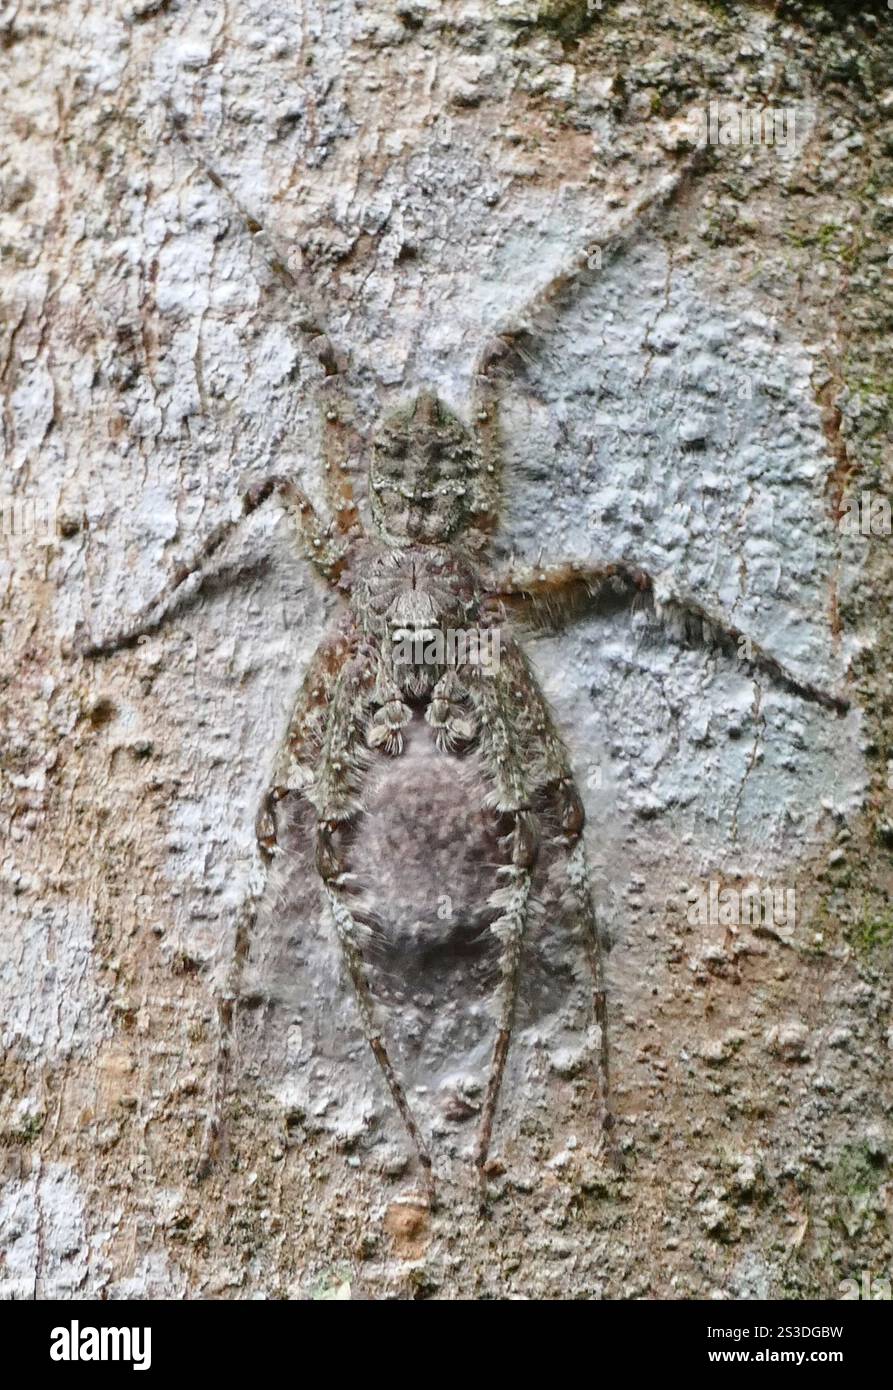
[833,1143,886,1196]
[831,1142,887,1238]
[503,0,605,42]
[848,911,893,956]
[773,0,893,23]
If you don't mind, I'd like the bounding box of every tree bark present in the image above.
[1,0,891,1299]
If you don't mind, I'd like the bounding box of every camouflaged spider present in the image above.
[78,121,849,1207]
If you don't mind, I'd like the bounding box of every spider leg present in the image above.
[196,627,356,1178]
[467,345,503,545]
[312,654,436,1204]
[76,477,351,659]
[465,650,542,1203]
[195,890,259,1181]
[469,152,707,546]
[492,562,850,715]
[318,396,364,541]
[543,773,615,1155]
[478,156,704,367]
[472,804,537,1203]
[166,99,346,380]
[470,637,615,1198]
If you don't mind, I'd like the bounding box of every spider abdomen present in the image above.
[349,714,502,1005]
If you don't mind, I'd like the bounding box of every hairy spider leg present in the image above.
[319,397,364,539]
[469,636,617,1198]
[546,772,614,1152]
[166,99,345,379]
[464,646,544,1203]
[469,151,708,512]
[196,628,356,1178]
[501,636,614,1139]
[494,562,850,715]
[76,476,350,658]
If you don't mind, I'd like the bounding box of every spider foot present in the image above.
[418,1162,438,1212]
[195,1115,221,1183]
[255,786,292,859]
[477,331,522,383]
[474,1156,504,1215]
[69,620,114,660]
[596,1109,624,1173]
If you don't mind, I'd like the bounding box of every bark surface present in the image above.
[1,0,892,1298]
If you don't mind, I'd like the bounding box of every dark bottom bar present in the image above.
[0,1296,886,1376]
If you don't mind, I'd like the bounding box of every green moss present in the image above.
[832,1143,886,1198]
[849,911,893,954]
[514,0,603,42]
[829,1141,887,1240]
[4,1112,45,1145]
[850,377,893,433]
[785,221,861,268]
[775,0,892,20]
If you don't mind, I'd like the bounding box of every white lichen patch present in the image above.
[0,898,110,1061]
[0,1165,91,1299]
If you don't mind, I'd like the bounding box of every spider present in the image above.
[77,116,849,1207]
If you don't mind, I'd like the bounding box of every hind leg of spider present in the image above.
[465,660,542,1206]
[546,775,618,1165]
[313,662,436,1205]
[321,863,437,1206]
[195,889,259,1181]
[470,632,621,1203]
[472,806,538,1209]
[195,631,354,1180]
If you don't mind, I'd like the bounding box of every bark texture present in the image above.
[1,0,892,1299]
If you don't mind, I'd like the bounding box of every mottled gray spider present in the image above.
[78,119,848,1206]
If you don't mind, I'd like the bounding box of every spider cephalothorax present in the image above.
[369,390,485,546]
